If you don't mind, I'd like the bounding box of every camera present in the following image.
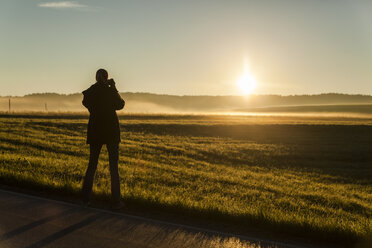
[107,79,115,87]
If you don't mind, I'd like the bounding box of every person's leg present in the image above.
[82,143,102,203]
[107,143,121,204]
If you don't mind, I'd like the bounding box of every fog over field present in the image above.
[2,93,372,115]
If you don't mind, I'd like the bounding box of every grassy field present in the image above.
[0,114,371,247]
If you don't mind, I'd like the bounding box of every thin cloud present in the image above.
[38,1,87,9]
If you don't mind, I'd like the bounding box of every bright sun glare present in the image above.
[236,60,257,95]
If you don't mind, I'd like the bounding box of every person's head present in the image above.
[96,69,108,83]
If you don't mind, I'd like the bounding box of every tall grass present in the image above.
[0,114,371,246]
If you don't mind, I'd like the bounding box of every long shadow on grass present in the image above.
[25,121,86,135]
[122,123,372,145]
[123,123,372,183]
[0,137,85,157]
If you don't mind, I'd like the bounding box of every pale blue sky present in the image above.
[1,0,371,96]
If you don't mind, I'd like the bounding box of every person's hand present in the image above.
[107,78,116,87]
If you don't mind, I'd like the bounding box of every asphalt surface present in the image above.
[0,189,323,248]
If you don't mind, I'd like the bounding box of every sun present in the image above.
[236,61,256,95]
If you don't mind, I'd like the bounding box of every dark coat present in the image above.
[82,82,125,144]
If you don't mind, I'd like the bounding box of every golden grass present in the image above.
[0,114,371,246]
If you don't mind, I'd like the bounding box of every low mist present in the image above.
[2,92,372,115]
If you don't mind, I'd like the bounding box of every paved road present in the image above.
[0,189,320,248]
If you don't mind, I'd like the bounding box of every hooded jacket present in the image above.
[82,82,125,144]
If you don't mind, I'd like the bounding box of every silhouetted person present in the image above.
[81,68,125,209]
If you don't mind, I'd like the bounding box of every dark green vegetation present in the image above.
[0,114,371,247]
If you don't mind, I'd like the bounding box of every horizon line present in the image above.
[1,92,372,98]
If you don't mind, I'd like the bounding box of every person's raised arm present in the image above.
[108,79,125,110]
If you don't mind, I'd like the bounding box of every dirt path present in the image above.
[0,189,322,248]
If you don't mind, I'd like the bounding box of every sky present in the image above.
[1,0,372,96]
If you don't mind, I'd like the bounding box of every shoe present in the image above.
[112,200,126,210]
